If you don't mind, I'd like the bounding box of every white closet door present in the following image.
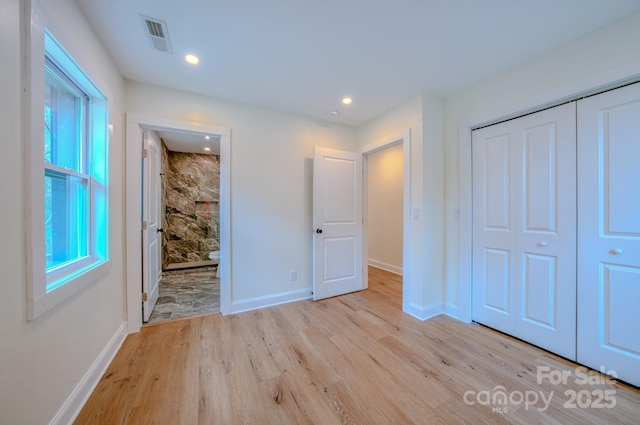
[577,83,640,386]
[473,103,577,359]
[473,124,517,335]
[515,104,576,360]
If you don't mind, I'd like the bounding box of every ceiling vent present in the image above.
[140,15,173,54]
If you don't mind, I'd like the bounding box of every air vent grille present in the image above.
[140,15,173,54]
[145,20,164,38]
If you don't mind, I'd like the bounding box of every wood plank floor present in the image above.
[75,267,639,424]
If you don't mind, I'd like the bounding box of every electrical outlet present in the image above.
[289,270,297,281]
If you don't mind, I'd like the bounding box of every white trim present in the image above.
[405,302,443,321]
[125,114,231,333]
[26,6,110,321]
[48,322,127,425]
[230,288,312,314]
[457,124,473,323]
[359,129,413,316]
[444,302,459,319]
[368,260,402,276]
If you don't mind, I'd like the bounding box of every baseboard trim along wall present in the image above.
[230,288,312,314]
[404,302,444,321]
[444,302,460,321]
[368,259,403,276]
[49,322,128,425]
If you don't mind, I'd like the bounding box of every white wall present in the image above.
[443,11,640,318]
[125,81,357,305]
[0,0,126,424]
[367,143,403,274]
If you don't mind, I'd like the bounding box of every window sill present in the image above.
[28,259,110,321]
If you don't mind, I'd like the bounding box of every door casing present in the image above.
[125,114,231,333]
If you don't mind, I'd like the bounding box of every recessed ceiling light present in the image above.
[185,54,200,65]
[341,97,352,105]
[204,147,211,151]
[329,110,338,117]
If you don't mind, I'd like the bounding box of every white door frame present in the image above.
[359,129,412,314]
[125,114,231,333]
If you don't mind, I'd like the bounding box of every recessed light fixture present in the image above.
[329,110,338,117]
[204,147,211,152]
[185,53,200,65]
[341,97,352,105]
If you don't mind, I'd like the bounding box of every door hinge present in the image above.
[142,148,148,158]
[141,221,148,230]
[142,292,148,302]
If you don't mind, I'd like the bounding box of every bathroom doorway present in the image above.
[146,130,222,323]
[124,114,231,333]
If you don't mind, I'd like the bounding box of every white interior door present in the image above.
[577,83,640,386]
[313,147,364,300]
[142,130,161,322]
[473,103,577,359]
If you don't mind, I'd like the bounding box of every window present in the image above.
[44,59,89,276]
[27,28,109,320]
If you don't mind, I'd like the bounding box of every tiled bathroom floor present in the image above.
[147,266,220,324]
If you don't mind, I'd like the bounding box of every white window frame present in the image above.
[26,13,109,320]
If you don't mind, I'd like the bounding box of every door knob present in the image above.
[316,228,323,234]
[610,248,623,255]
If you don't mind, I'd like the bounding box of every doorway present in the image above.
[360,129,411,311]
[146,129,222,323]
[311,131,411,308]
[125,114,231,333]
[366,143,404,275]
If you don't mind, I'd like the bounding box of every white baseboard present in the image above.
[49,322,127,425]
[230,287,312,314]
[368,259,403,275]
[443,302,460,320]
[404,302,444,321]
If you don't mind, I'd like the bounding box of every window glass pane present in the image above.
[44,63,85,172]
[45,169,88,270]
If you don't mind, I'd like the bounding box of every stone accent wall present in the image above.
[163,149,220,269]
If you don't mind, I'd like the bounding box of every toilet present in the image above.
[208,250,220,278]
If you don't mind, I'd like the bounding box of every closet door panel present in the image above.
[603,102,640,235]
[516,104,577,359]
[472,128,517,334]
[522,123,556,232]
[578,82,640,386]
[522,253,556,327]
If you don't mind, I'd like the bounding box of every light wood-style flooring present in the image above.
[75,267,639,424]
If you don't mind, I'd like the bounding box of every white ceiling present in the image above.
[156,130,220,155]
[77,0,640,127]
